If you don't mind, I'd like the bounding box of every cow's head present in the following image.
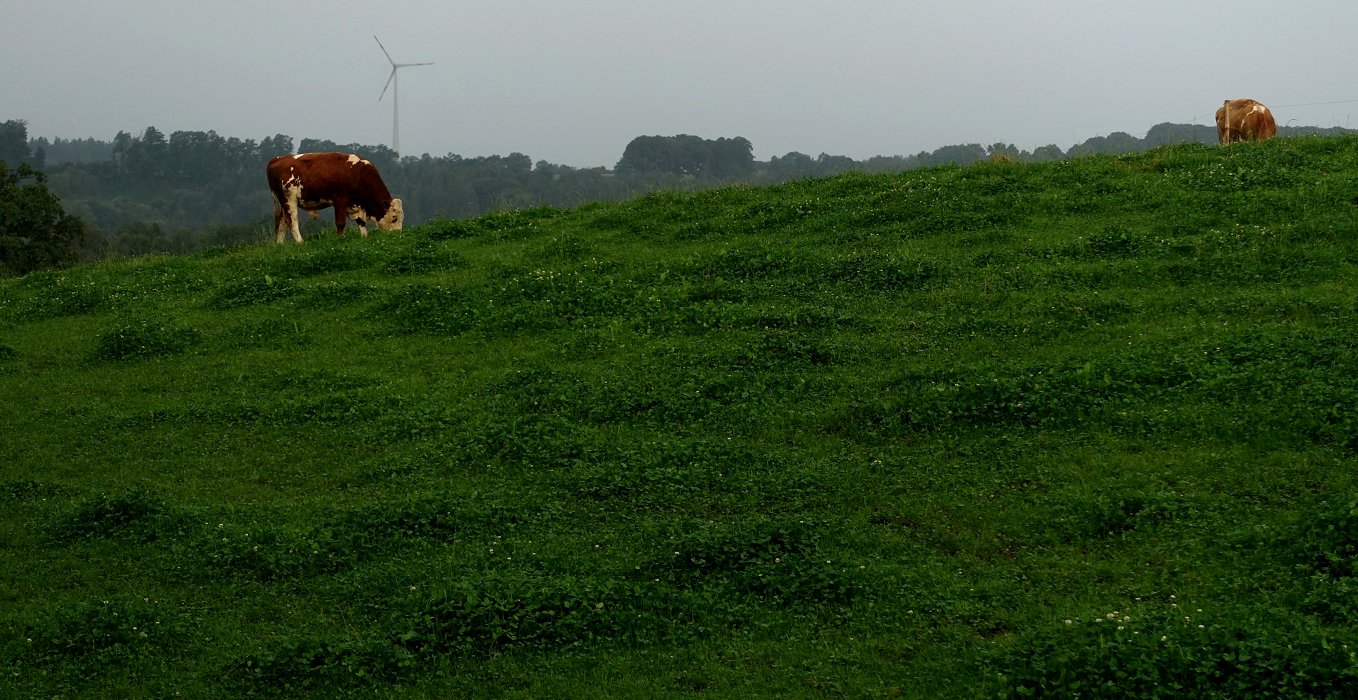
[378,198,404,231]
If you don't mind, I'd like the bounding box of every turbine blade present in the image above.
[379,68,396,101]
[373,35,395,65]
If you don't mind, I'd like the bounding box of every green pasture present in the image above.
[3,137,1358,697]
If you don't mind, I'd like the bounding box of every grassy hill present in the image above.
[3,137,1358,697]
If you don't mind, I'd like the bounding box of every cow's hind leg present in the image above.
[274,201,300,244]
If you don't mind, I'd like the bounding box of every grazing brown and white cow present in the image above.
[265,152,404,244]
[1215,99,1277,145]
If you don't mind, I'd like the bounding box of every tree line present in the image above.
[3,117,1356,273]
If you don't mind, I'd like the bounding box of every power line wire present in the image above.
[1271,98,1358,109]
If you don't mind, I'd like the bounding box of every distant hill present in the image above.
[9,119,1358,261]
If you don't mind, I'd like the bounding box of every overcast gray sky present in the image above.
[4,1,1358,167]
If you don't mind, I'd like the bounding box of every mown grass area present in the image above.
[3,136,1358,697]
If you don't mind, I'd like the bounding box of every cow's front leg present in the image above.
[332,206,348,237]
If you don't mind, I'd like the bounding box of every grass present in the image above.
[3,137,1358,697]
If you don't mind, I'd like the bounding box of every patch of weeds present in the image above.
[527,233,591,263]
[1298,575,1358,626]
[300,279,378,308]
[335,491,523,543]
[700,246,809,281]
[1057,224,1152,259]
[192,520,354,582]
[567,438,745,512]
[17,597,184,672]
[645,518,858,606]
[458,409,586,466]
[253,367,379,394]
[48,488,190,544]
[0,479,69,504]
[269,246,375,277]
[393,571,680,658]
[207,275,301,309]
[376,283,479,335]
[384,243,466,275]
[423,217,487,240]
[353,449,447,483]
[486,263,634,331]
[9,272,116,319]
[217,317,311,350]
[1289,499,1358,578]
[232,637,407,695]
[1038,492,1192,544]
[90,316,200,361]
[441,207,560,242]
[733,328,836,369]
[993,597,1358,698]
[825,252,944,292]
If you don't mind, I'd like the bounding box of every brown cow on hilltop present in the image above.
[1215,99,1277,145]
[265,152,404,244]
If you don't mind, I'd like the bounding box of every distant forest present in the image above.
[3,118,1356,261]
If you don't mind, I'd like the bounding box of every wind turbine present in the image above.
[374,35,432,157]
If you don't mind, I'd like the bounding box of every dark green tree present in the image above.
[616,134,754,177]
[1031,144,1065,162]
[0,162,87,276]
[1,120,33,167]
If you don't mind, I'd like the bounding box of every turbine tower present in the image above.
[375,35,432,157]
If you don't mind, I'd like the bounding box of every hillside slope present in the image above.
[3,137,1358,697]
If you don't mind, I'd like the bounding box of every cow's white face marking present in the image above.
[378,198,404,231]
